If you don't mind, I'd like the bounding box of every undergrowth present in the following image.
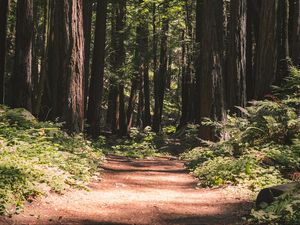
[181,67,300,224]
[94,127,163,159]
[0,106,104,215]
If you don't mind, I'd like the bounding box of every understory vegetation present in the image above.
[181,67,300,225]
[0,106,104,215]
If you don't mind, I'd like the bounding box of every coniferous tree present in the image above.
[0,0,10,104]
[87,0,107,137]
[11,0,33,111]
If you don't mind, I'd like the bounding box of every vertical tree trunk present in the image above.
[246,0,254,101]
[276,0,290,84]
[83,0,93,112]
[225,0,247,113]
[290,0,300,66]
[0,0,10,104]
[153,0,169,133]
[87,0,107,138]
[33,0,50,117]
[197,0,225,140]
[254,0,278,99]
[61,0,85,133]
[46,0,65,119]
[179,0,194,128]
[116,0,127,136]
[12,0,33,111]
[142,24,151,127]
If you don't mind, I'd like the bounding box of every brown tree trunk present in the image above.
[61,0,85,133]
[179,0,194,128]
[11,0,33,111]
[197,0,225,140]
[83,0,93,113]
[276,0,290,84]
[0,0,10,104]
[254,0,278,99]
[153,0,169,133]
[87,0,107,138]
[290,0,300,66]
[45,0,65,119]
[225,0,247,113]
[33,0,50,117]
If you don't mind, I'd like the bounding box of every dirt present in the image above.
[0,155,253,225]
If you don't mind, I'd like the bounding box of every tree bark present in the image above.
[197,0,225,140]
[225,0,247,113]
[61,0,85,133]
[12,0,33,111]
[290,0,300,66]
[87,0,107,138]
[83,0,93,113]
[254,0,278,99]
[153,0,169,133]
[0,0,10,104]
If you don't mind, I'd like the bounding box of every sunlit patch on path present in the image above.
[1,155,252,225]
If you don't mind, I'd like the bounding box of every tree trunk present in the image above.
[12,0,33,111]
[83,0,93,113]
[197,0,225,140]
[0,0,10,104]
[276,0,290,85]
[254,0,278,99]
[87,0,107,138]
[33,0,50,117]
[225,0,247,113]
[61,0,85,133]
[153,0,169,133]
[290,0,300,66]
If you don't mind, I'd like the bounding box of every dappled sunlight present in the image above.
[4,156,252,225]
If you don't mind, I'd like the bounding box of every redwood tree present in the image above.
[225,0,247,112]
[87,0,107,137]
[197,0,225,140]
[11,0,33,111]
[254,0,278,99]
[0,0,9,104]
[153,0,169,133]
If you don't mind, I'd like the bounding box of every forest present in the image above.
[0,0,300,225]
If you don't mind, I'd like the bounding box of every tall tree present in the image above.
[60,0,85,133]
[254,0,278,99]
[11,0,33,111]
[276,0,290,84]
[153,0,169,132]
[0,0,10,104]
[83,0,93,112]
[197,0,225,140]
[179,0,194,128]
[290,0,300,66]
[87,0,107,137]
[225,0,247,112]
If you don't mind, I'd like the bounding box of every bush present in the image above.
[0,106,104,215]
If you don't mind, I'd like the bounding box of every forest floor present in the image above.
[1,155,253,225]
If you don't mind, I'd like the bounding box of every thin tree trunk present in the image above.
[33,0,50,117]
[0,0,10,104]
[83,0,93,113]
[87,0,107,138]
[153,0,169,133]
[291,0,300,66]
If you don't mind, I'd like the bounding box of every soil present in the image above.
[0,155,253,225]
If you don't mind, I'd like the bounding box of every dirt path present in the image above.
[1,155,252,225]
